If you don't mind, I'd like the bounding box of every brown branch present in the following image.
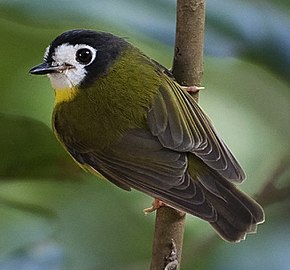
[150,207,186,270]
[255,153,290,207]
[150,1,206,269]
[0,196,56,218]
[172,0,206,99]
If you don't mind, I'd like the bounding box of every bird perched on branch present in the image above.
[30,29,264,242]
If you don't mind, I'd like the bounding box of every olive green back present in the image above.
[53,47,161,150]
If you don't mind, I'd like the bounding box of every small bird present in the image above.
[30,29,264,242]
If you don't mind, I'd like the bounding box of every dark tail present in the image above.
[196,171,265,242]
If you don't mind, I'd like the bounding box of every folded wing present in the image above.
[147,77,246,182]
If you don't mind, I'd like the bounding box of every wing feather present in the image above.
[65,128,216,220]
[147,77,246,182]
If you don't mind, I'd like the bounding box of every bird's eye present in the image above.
[76,48,93,65]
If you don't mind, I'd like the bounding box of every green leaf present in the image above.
[0,113,80,180]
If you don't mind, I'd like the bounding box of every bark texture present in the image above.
[150,1,206,269]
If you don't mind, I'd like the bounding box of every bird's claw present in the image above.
[143,199,166,215]
[182,85,205,93]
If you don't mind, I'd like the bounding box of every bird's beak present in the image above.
[29,62,74,75]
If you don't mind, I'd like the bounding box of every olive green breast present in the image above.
[53,47,161,150]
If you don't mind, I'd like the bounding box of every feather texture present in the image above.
[148,79,246,182]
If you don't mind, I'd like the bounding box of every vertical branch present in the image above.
[173,0,206,98]
[150,0,206,270]
[150,207,186,270]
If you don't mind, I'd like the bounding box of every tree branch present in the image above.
[150,1,206,269]
[255,153,290,207]
[173,0,206,99]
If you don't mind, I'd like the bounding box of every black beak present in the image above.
[29,62,61,75]
[29,62,74,75]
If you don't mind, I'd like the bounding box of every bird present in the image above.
[29,29,264,242]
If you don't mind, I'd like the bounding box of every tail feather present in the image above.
[197,171,265,242]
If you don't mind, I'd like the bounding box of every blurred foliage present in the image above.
[0,0,289,269]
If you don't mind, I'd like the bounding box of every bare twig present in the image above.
[150,1,206,269]
[255,153,290,207]
[0,196,55,218]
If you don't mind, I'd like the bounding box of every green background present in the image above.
[0,0,289,269]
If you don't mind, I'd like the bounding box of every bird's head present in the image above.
[29,29,128,90]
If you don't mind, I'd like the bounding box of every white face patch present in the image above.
[44,45,50,61]
[47,43,97,90]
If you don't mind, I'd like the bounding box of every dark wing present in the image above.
[147,77,246,182]
[67,128,216,221]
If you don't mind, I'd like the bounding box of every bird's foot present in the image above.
[182,85,205,93]
[143,199,166,215]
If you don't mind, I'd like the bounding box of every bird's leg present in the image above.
[181,85,205,93]
[143,199,166,215]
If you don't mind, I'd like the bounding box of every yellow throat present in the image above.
[54,87,79,104]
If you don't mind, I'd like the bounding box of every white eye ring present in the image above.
[52,43,97,67]
[74,45,97,66]
[76,48,94,65]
